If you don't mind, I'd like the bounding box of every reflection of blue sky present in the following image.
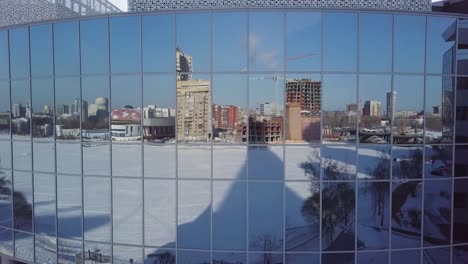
[30,24,53,78]
[143,75,175,109]
[111,76,141,109]
[82,76,109,104]
[359,13,392,73]
[425,76,445,111]
[359,75,391,111]
[427,16,456,74]
[55,78,80,106]
[142,14,175,73]
[32,79,53,110]
[177,13,210,72]
[212,75,247,107]
[249,75,284,110]
[81,18,109,75]
[394,75,424,111]
[54,21,80,76]
[394,15,426,73]
[0,31,8,79]
[323,74,357,111]
[9,27,30,79]
[110,16,141,74]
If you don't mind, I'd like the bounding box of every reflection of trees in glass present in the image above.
[392,181,421,230]
[394,148,423,179]
[364,156,390,227]
[146,251,175,264]
[1,166,32,230]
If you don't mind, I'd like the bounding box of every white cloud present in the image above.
[111,0,128,11]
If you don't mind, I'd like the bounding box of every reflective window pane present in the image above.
[0,227,13,256]
[31,78,54,139]
[423,179,451,246]
[285,146,320,181]
[54,21,80,76]
[82,76,110,141]
[358,75,391,144]
[455,145,468,177]
[456,77,468,143]
[249,253,283,264]
[83,142,110,176]
[0,81,10,136]
[213,252,246,264]
[178,250,210,264]
[9,28,30,79]
[457,18,468,75]
[142,14,175,72]
[213,180,247,250]
[110,16,141,73]
[58,238,82,264]
[143,75,176,143]
[0,171,12,228]
[14,231,33,262]
[393,75,424,144]
[249,181,283,251]
[0,140,11,169]
[36,235,57,264]
[323,12,357,72]
[286,253,320,264]
[113,178,142,245]
[30,24,53,77]
[212,74,247,144]
[426,76,454,143]
[176,74,211,142]
[357,145,390,180]
[423,247,450,264]
[391,250,420,264]
[391,181,422,249]
[427,16,456,75]
[392,146,423,180]
[425,145,452,178]
[359,13,392,73]
[285,74,322,143]
[12,141,31,171]
[55,77,80,141]
[84,242,111,264]
[453,179,468,243]
[111,75,141,142]
[286,12,321,72]
[178,180,210,249]
[144,179,176,247]
[286,181,319,252]
[80,18,109,75]
[57,143,81,175]
[176,13,210,72]
[57,175,82,239]
[357,251,389,264]
[321,182,356,251]
[0,31,8,79]
[249,12,284,72]
[322,74,357,143]
[177,145,211,179]
[213,12,247,72]
[145,248,175,264]
[248,145,283,180]
[357,181,390,250]
[11,80,31,138]
[34,173,56,236]
[13,171,33,232]
[113,245,142,264]
[112,144,142,177]
[322,253,354,264]
[144,143,175,178]
[213,145,247,179]
[84,176,111,242]
[394,15,425,73]
[322,145,356,180]
[249,74,284,143]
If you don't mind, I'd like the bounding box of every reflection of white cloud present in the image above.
[249,32,279,70]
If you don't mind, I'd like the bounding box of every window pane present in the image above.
[213,252,246,264]
[393,75,424,144]
[286,12,321,72]
[144,179,176,247]
[322,145,357,180]
[178,180,211,249]
[82,76,110,141]
[113,245,142,264]
[357,181,390,250]
[457,18,468,75]
[31,78,54,139]
[423,179,451,246]
[357,145,390,180]
[285,146,320,181]
[112,144,142,177]
[84,176,111,242]
[0,31,8,79]
[84,242,111,264]
[248,145,283,180]
[426,76,454,144]
[54,21,80,76]
[249,12,284,72]
[213,180,246,250]
[285,74,322,143]
[34,173,56,236]
[391,181,422,249]
[249,181,283,251]
[176,74,211,142]
[178,144,211,177]
[358,75,391,144]
[394,15,425,73]
[14,231,33,262]
[212,74,247,144]
[0,171,12,228]
[142,14,175,72]
[57,143,81,175]
[110,16,141,73]
[176,13,210,73]
[30,24,52,77]
[424,247,450,264]
[111,75,141,142]
[144,143,175,178]
[0,140,11,169]
[12,141,31,171]
[83,142,110,176]
[455,77,468,143]
[357,252,388,264]
[453,179,468,243]
[143,75,176,143]
[249,253,283,263]
[392,146,423,180]
[113,178,143,245]
[286,181,320,252]
[57,175,82,239]
[0,227,13,256]
[145,248,175,264]
[427,16,456,75]
[321,182,356,251]
[455,145,468,177]
[213,145,247,179]
[13,171,33,232]
[425,145,452,178]
[55,77,80,141]
[0,81,10,136]
[359,13,392,73]
[323,12,357,72]
[178,250,210,264]
[249,74,284,144]
[58,238,82,264]
[11,80,31,138]
[9,28,30,79]
[81,18,109,75]
[322,74,357,143]
[391,250,420,264]
[213,12,247,72]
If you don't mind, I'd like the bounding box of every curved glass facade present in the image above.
[0,9,467,264]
